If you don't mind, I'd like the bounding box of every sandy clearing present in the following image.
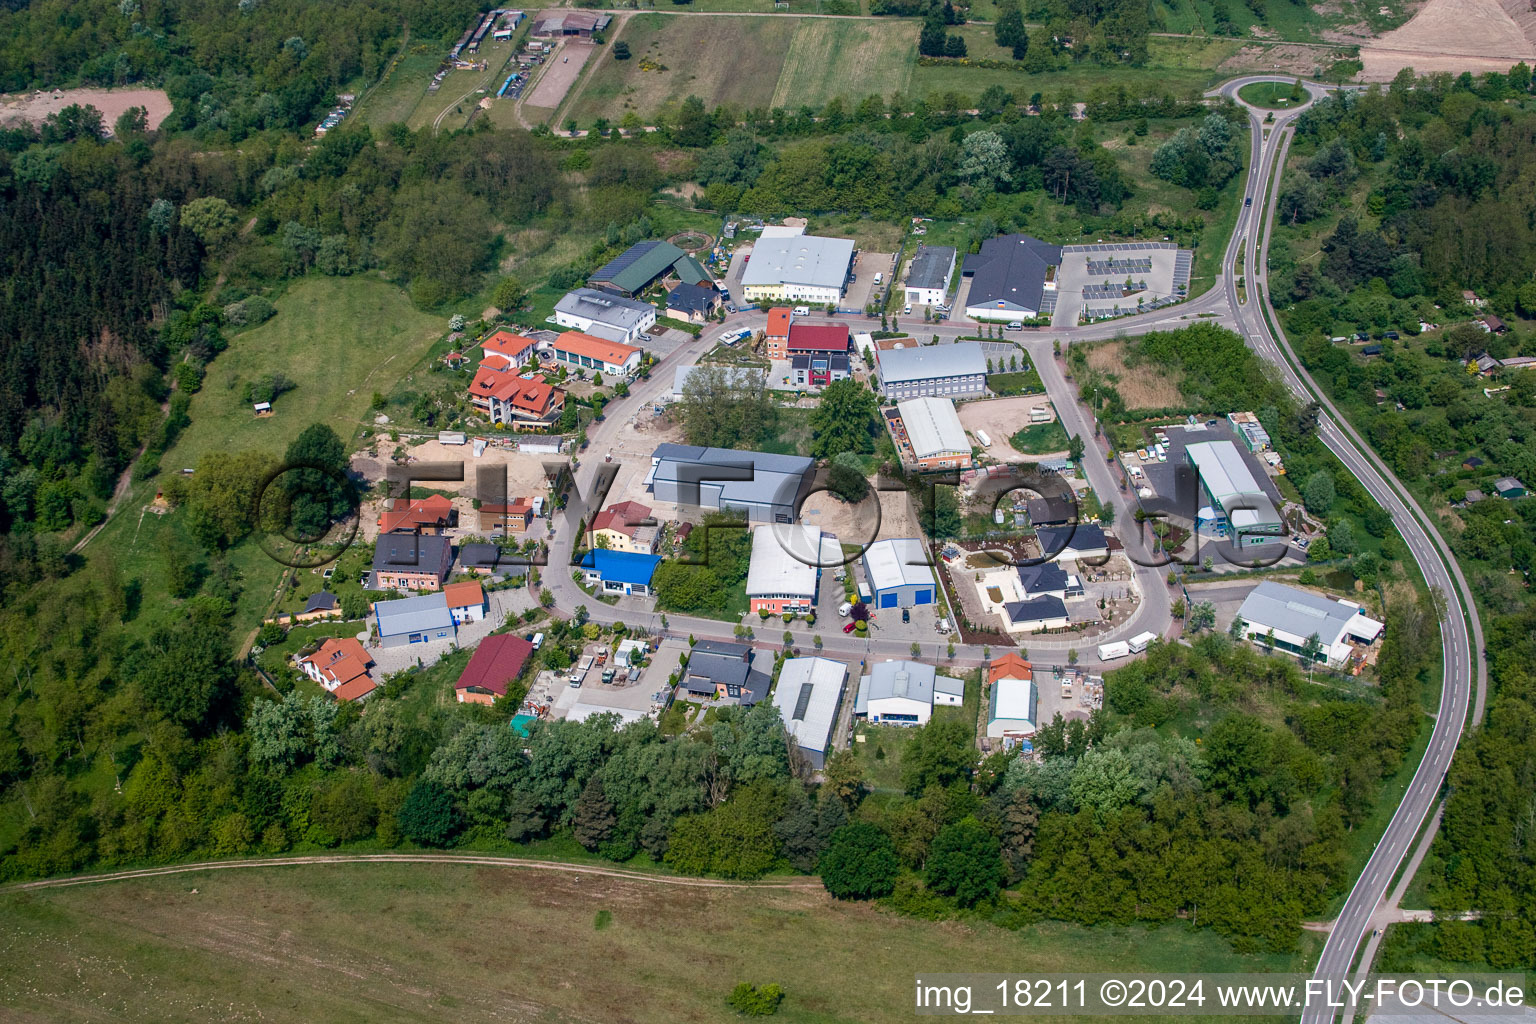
[351,438,559,540]
[1360,0,1536,79]
[957,396,1056,460]
[1218,43,1341,76]
[0,87,172,131]
[525,40,593,110]
[800,487,921,549]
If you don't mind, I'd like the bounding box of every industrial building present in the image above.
[739,231,855,306]
[861,537,936,610]
[986,653,1037,742]
[646,443,814,523]
[1227,411,1271,452]
[1186,440,1284,544]
[875,342,988,400]
[1234,581,1384,668]
[550,331,643,377]
[746,525,839,615]
[588,239,712,297]
[773,657,849,768]
[903,245,956,308]
[961,234,1063,321]
[579,549,661,597]
[891,396,972,470]
[553,288,656,345]
[373,592,456,648]
[855,660,963,726]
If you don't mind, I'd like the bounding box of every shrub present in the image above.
[818,823,900,900]
[727,982,784,1016]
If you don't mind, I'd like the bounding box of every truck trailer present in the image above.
[1097,640,1131,661]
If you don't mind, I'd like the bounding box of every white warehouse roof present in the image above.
[897,396,969,459]
[773,657,847,756]
[1237,580,1383,648]
[741,234,854,290]
[863,537,935,592]
[877,342,988,384]
[746,525,838,599]
[1186,439,1281,528]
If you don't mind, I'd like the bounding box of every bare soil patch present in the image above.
[525,40,593,109]
[957,396,1057,461]
[1217,43,1340,75]
[1361,0,1536,79]
[800,487,921,549]
[351,438,557,541]
[0,87,172,131]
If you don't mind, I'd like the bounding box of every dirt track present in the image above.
[0,852,824,895]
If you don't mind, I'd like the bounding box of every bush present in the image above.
[727,982,784,1016]
[398,780,463,847]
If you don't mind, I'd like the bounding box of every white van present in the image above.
[792,305,810,317]
[873,272,883,285]
[838,601,853,617]
[531,632,545,650]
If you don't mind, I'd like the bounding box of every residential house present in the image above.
[1002,595,1069,632]
[1026,496,1076,527]
[679,639,770,704]
[373,592,456,648]
[459,542,523,576]
[783,322,851,386]
[790,351,850,387]
[480,329,540,369]
[443,580,486,624]
[372,534,453,591]
[588,239,712,297]
[772,657,848,768]
[591,501,661,554]
[478,499,536,533]
[298,637,376,701]
[854,660,962,726]
[292,590,340,623]
[764,307,792,358]
[986,653,1036,742]
[468,365,565,429]
[550,331,643,377]
[861,537,936,610]
[1483,315,1508,334]
[554,288,656,346]
[1016,562,1083,601]
[666,282,719,323]
[378,494,455,535]
[1035,523,1109,562]
[454,632,533,705]
[745,524,839,615]
[580,549,661,596]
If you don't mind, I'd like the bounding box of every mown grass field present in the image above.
[0,862,1317,1023]
[163,277,444,471]
[358,49,443,128]
[570,15,917,124]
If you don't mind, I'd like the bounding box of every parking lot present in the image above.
[843,250,896,313]
[1052,242,1191,327]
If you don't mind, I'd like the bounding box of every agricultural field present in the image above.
[0,862,1317,1023]
[569,15,916,124]
[162,277,445,471]
[358,35,526,132]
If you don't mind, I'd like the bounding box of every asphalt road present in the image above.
[1213,76,1486,1022]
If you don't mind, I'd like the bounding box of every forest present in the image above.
[1269,70,1536,968]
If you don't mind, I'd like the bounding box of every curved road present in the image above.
[1214,76,1485,1020]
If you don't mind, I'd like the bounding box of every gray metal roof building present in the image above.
[861,537,936,609]
[773,657,848,768]
[1235,580,1383,667]
[554,288,656,344]
[875,342,988,400]
[646,443,814,523]
[740,234,855,296]
[1186,439,1283,539]
[373,592,455,648]
[896,396,970,463]
[904,245,957,305]
[962,234,1063,318]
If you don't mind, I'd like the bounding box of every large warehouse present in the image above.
[1186,439,1284,544]
[861,537,936,609]
[773,657,849,767]
[961,234,1063,321]
[745,524,839,614]
[740,231,855,306]
[854,659,964,727]
[893,396,972,470]
[1235,581,1384,668]
[875,342,988,400]
[647,443,814,523]
[587,239,712,297]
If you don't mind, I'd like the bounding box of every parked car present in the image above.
[1006,321,1023,331]
[902,304,912,315]
[901,608,910,623]
[843,621,858,633]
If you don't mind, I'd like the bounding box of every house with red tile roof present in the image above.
[455,633,534,705]
[765,307,792,358]
[443,580,486,624]
[378,494,456,535]
[298,637,377,700]
[467,366,565,429]
[786,322,850,355]
[590,500,660,554]
[550,331,642,377]
[482,329,540,367]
